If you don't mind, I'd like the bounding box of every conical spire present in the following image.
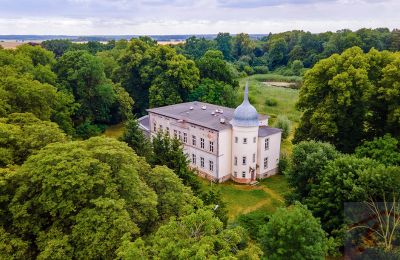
[243,81,249,103]
[230,81,259,127]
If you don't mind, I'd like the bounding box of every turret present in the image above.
[231,82,259,183]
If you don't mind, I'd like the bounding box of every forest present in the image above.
[1,27,400,259]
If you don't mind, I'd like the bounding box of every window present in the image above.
[234,156,237,166]
[200,138,205,149]
[243,138,247,144]
[209,141,214,152]
[264,157,268,169]
[192,154,196,164]
[183,133,187,143]
[253,137,256,143]
[178,131,182,141]
[235,137,238,143]
[253,153,256,163]
[174,130,177,139]
[242,156,247,165]
[159,125,163,131]
[200,157,204,168]
[234,171,237,177]
[209,160,214,172]
[166,127,169,133]
[242,171,246,178]
[192,135,196,146]
[153,122,156,132]
[265,138,269,150]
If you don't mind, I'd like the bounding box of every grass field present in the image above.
[199,175,290,222]
[103,122,125,138]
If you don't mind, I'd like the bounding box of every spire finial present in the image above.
[244,81,249,103]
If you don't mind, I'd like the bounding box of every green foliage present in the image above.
[274,115,291,139]
[199,189,229,227]
[41,39,73,58]
[144,166,201,222]
[355,134,400,166]
[196,50,236,85]
[151,132,201,193]
[118,209,262,259]
[291,60,304,76]
[55,50,118,131]
[237,210,270,240]
[2,137,161,258]
[116,39,200,114]
[258,203,329,260]
[267,37,289,70]
[120,118,153,159]
[285,141,339,201]
[295,47,400,152]
[189,78,236,107]
[306,155,400,232]
[0,113,66,166]
[264,97,278,107]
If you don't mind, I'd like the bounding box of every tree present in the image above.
[258,203,329,260]
[196,50,235,85]
[41,39,73,58]
[0,113,67,166]
[355,134,400,166]
[143,166,201,222]
[189,78,236,107]
[295,47,372,152]
[306,155,400,233]
[232,33,254,59]
[151,132,200,192]
[118,209,262,259]
[215,32,233,61]
[120,118,152,159]
[285,141,339,201]
[4,137,158,258]
[181,36,216,60]
[291,60,304,76]
[273,115,291,139]
[116,39,200,113]
[267,37,289,70]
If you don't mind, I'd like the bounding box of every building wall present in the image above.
[257,132,282,178]
[149,112,220,180]
[217,129,232,182]
[231,126,259,183]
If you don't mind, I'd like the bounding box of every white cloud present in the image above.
[0,0,399,34]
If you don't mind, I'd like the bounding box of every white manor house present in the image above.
[139,83,282,184]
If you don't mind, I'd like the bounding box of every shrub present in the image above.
[253,66,269,74]
[264,97,278,107]
[274,115,291,139]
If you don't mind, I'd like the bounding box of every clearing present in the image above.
[199,175,291,222]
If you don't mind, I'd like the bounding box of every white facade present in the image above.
[141,85,282,184]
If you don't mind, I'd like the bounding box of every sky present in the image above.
[0,0,399,35]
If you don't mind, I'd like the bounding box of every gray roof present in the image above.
[231,82,259,127]
[258,126,282,137]
[147,101,268,131]
[138,115,149,131]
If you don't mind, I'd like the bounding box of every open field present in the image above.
[103,122,125,138]
[199,175,290,222]
[0,40,42,49]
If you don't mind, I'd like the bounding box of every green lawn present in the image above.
[103,122,125,139]
[199,175,291,222]
[239,74,301,124]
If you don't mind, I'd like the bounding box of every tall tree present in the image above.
[258,203,329,260]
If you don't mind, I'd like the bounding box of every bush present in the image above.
[274,115,291,139]
[253,66,269,74]
[244,65,254,75]
[237,210,270,240]
[75,121,105,139]
[278,153,288,174]
[264,97,278,107]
